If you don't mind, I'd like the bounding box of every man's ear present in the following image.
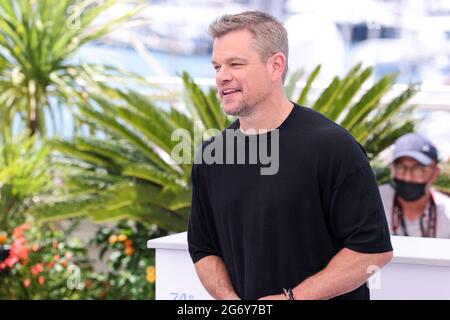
[269,53,286,82]
[431,165,441,183]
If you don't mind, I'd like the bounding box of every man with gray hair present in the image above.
[187,10,393,300]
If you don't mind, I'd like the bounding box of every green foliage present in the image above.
[28,71,230,230]
[290,63,417,160]
[434,162,450,195]
[90,220,165,299]
[0,132,52,231]
[0,0,145,136]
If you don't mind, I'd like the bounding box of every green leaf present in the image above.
[328,64,372,121]
[312,76,341,113]
[297,65,321,106]
[340,74,397,130]
[284,69,303,100]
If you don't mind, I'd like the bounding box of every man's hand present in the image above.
[258,293,286,300]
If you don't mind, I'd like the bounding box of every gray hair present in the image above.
[208,11,289,82]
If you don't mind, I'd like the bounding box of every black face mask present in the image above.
[391,178,427,202]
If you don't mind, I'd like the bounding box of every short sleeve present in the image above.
[329,165,393,253]
[187,164,221,263]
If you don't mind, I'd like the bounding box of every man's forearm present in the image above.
[292,248,393,300]
[194,255,240,300]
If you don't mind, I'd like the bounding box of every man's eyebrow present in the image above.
[211,57,248,65]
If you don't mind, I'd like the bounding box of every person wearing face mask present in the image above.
[379,133,450,238]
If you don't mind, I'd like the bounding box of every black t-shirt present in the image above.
[187,104,393,300]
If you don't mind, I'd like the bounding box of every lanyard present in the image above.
[391,193,437,238]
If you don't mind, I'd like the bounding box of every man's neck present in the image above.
[398,192,431,221]
[238,95,294,133]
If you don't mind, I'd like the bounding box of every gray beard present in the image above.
[224,100,253,117]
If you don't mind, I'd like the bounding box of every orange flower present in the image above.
[32,243,39,252]
[0,231,7,245]
[117,234,128,242]
[52,241,58,249]
[146,274,155,283]
[124,239,133,247]
[60,260,68,269]
[146,266,155,283]
[38,276,45,286]
[53,254,60,261]
[124,246,135,256]
[108,235,118,244]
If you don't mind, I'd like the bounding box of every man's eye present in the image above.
[231,63,242,67]
[213,65,220,71]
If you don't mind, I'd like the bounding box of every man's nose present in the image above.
[216,66,232,84]
[401,169,414,182]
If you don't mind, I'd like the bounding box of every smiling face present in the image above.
[212,30,273,117]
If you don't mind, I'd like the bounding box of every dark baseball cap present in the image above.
[392,133,439,165]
